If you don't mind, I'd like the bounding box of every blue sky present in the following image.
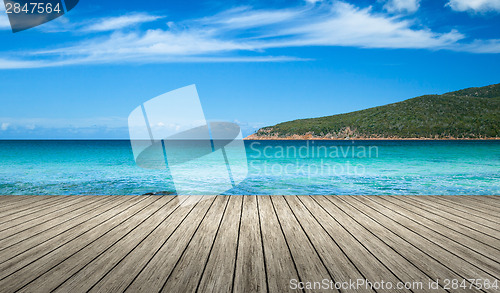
[0,0,499,138]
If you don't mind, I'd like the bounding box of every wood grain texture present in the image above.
[400,196,500,238]
[0,196,67,220]
[88,196,200,293]
[258,196,300,293]
[232,195,267,293]
[0,196,46,213]
[441,196,500,214]
[124,196,216,293]
[343,196,498,292]
[429,196,500,222]
[160,195,230,293]
[286,196,373,293]
[0,196,154,292]
[0,195,497,293]
[353,196,499,278]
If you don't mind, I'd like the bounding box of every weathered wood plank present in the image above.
[36,196,178,293]
[0,196,67,220]
[426,196,499,227]
[360,196,499,275]
[452,196,500,212]
[0,196,133,268]
[381,196,500,255]
[431,196,500,221]
[0,195,56,209]
[272,195,334,293]
[258,196,300,293]
[161,196,230,292]
[0,196,157,292]
[342,196,498,291]
[486,195,500,200]
[314,196,426,293]
[25,197,169,292]
[399,196,500,239]
[0,196,96,232]
[463,195,500,207]
[87,196,202,293]
[286,196,373,293]
[198,196,243,293]
[0,196,110,243]
[232,195,267,293]
[0,195,498,293]
[124,196,216,292]
[0,196,116,251]
[0,196,43,212]
[328,196,480,293]
[0,196,88,234]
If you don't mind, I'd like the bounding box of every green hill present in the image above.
[249,83,500,139]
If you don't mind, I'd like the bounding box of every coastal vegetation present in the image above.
[248,83,500,139]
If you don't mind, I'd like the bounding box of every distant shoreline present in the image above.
[248,84,500,142]
[244,135,500,141]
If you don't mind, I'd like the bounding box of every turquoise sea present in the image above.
[0,140,499,195]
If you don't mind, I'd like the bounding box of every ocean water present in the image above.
[0,140,498,195]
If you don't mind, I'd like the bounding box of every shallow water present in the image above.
[0,140,498,195]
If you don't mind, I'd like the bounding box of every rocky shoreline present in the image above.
[244,134,500,140]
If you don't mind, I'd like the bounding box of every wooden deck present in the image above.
[0,195,498,293]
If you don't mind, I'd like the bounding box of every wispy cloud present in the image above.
[0,116,126,129]
[0,4,11,30]
[383,0,420,13]
[81,13,164,32]
[305,0,324,4]
[0,0,498,69]
[455,39,500,53]
[384,0,420,13]
[35,12,164,33]
[0,58,48,69]
[0,116,129,138]
[0,116,264,138]
[1,122,9,131]
[233,120,265,137]
[200,6,303,29]
[447,0,500,13]
[259,2,462,49]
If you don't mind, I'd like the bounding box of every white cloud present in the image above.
[0,4,11,30]
[0,117,126,129]
[0,117,132,138]
[0,9,163,32]
[201,6,302,29]
[447,0,500,12]
[383,0,420,13]
[36,3,463,58]
[233,120,265,137]
[0,58,48,69]
[37,29,252,57]
[305,0,323,4]
[0,17,10,30]
[0,1,498,69]
[81,13,164,32]
[454,39,500,53]
[35,13,165,33]
[267,2,462,49]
